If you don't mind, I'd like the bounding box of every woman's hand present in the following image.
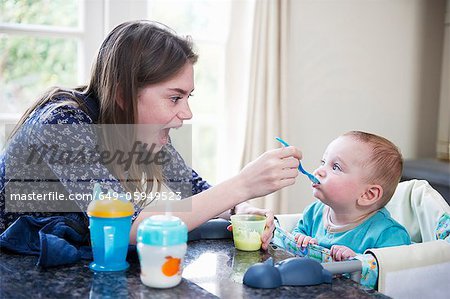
[238,146,302,199]
[234,202,275,250]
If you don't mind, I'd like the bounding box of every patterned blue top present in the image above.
[292,201,411,253]
[0,93,211,232]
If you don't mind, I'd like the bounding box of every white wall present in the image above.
[283,0,446,213]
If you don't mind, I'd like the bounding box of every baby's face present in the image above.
[312,136,373,212]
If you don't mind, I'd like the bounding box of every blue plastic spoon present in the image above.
[275,137,320,184]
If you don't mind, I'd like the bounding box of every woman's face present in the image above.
[136,62,194,150]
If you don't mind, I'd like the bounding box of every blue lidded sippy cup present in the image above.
[137,215,188,288]
[87,187,134,272]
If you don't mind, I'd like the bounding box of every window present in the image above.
[0,0,103,146]
[1,0,228,185]
[147,0,230,184]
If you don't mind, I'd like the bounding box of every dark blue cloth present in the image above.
[0,213,92,267]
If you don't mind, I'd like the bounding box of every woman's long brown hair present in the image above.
[9,20,198,206]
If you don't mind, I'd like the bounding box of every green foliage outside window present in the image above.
[0,0,79,114]
[0,0,78,27]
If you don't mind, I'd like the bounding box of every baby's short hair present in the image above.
[343,131,403,206]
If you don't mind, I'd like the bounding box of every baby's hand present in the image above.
[294,233,318,248]
[330,245,356,261]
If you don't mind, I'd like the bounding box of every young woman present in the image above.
[0,20,301,249]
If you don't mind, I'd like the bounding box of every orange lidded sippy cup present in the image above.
[137,215,188,288]
[87,185,134,271]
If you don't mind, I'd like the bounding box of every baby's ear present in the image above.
[357,185,383,207]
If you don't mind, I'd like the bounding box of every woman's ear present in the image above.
[116,98,124,110]
[357,185,383,207]
[115,86,125,110]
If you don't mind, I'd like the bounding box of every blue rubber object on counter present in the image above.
[188,218,232,241]
[243,257,332,289]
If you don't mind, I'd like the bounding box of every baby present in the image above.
[293,131,411,261]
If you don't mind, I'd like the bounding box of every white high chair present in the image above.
[275,179,450,299]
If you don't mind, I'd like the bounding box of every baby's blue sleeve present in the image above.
[375,226,411,248]
[291,202,318,236]
[292,218,308,236]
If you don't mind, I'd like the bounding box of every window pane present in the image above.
[147,0,230,42]
[147,0,230,184]
[191,42,224,115]
[0,35,78,114]
[0,0,80,27]
[192,124,217,184]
